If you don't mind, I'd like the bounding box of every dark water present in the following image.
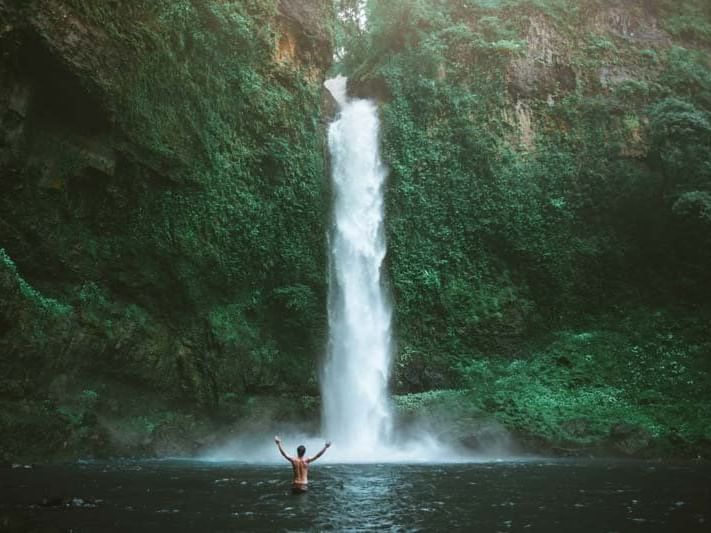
[1,460,709,532]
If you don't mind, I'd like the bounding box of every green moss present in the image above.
[0,248,71,316]
[1,0,334,410]
[339,0,711,378]
[452,311,711,449]
[394,389,471,414]
[662,0,711,43]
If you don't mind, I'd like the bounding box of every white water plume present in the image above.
[318,76,480,463]
[321,75,394,460]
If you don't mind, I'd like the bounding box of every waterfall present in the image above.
[203,77,497,464]
[321,76,393,457]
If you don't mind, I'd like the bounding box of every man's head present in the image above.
[297,445,306,458]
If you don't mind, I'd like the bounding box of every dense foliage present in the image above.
[1,0,709,460]
[0,0,333,459]
[335,0,711,452]
[338,0,711,382]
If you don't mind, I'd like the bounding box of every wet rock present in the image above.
[27,0,119,93]
[8,82,30,117]
[609,423,652,456]
[507,15,577,100]
[348,77,391,102]
[67,496,100,508]
[458,421,514,453]
[275,0,332,73]
[599,66,634,89]
[512,99,535,150]
[591,5,669,44]
[39,495,102,508]
[560,418,593,439]
[321,86,338,124]
[394,356,448,393]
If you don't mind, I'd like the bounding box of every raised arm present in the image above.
[274,436,292,462]
[307,441,331,463]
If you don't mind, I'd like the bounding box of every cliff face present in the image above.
[2,0,709,462]
[343,0,711,456]
[0,0,334,460]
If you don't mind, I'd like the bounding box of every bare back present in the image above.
[290,457,310,484]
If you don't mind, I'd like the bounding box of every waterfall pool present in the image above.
[1,459,708,532]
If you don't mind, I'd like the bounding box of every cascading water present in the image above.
[203,77,504,464]
[321,76,394,458]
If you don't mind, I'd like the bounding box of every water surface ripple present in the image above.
[1,460,709,532]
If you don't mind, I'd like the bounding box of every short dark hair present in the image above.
[297,445,306,457]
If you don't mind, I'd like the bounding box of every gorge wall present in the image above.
[343,0,711,457]
[0,0,334,460]
[1,0,710,461]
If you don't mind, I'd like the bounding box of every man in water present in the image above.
[274,436,331,494]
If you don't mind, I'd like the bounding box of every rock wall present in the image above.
[0,0,334,461]
[337,0,711,457]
